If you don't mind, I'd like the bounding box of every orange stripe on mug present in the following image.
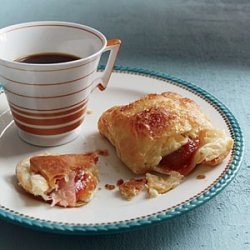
[10,100,87,117]
[11,107,86,126]
[9,98,88,112]
[4,83,92,99]
[0,69,95,86]
[15,118,84,135]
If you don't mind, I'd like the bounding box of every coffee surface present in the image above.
[16,53,81,64]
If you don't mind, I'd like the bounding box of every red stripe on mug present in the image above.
[11,107,86,126]
[0,69,95,86]
[4,82,93,99]
[9,98,88,112]
[15,118,84,135]
[10,100,87,117]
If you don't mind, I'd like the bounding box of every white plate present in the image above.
[0,67,244,234]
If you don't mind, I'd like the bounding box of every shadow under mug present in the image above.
[0,21,121,146]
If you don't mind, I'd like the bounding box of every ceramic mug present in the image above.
[0,21,121,146]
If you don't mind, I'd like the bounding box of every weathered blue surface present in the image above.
[0,0,249,249]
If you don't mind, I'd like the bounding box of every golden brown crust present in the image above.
[130,107,177,138]
[30,153,98,188]
[119,178,146,200]
[98,92,233,174]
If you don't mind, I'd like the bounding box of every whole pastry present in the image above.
[98,92,233,175]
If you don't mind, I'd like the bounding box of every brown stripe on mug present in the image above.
[10,100,87,117]
[15,118,84,135]
[11,107,86,126]
[4,83,92,99]
[9,98,88,112]
[0,69,96,86]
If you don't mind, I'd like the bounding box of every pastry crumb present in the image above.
[116,179,124,186]
[96,149,109,156]
[119,178,146,200]
[146,171,183,198]
[196,174,206,179]
[105,184,115,190]
[87,110,93,115]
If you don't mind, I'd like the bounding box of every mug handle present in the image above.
[94,39,121,91]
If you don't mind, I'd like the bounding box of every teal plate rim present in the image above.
[0,65,244,235]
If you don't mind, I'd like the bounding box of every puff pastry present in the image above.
[16,153,98,207]
[146,172,183,197]
[98,92,233,175]
[119,178,146,200]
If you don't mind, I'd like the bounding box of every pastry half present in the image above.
[98,92,233,175]
[16,153,98,207]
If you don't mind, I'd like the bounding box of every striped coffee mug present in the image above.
[0,21,121,146]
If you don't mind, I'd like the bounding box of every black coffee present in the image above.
[16,53,81,64]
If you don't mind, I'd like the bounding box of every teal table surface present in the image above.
[0,0,249,249]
